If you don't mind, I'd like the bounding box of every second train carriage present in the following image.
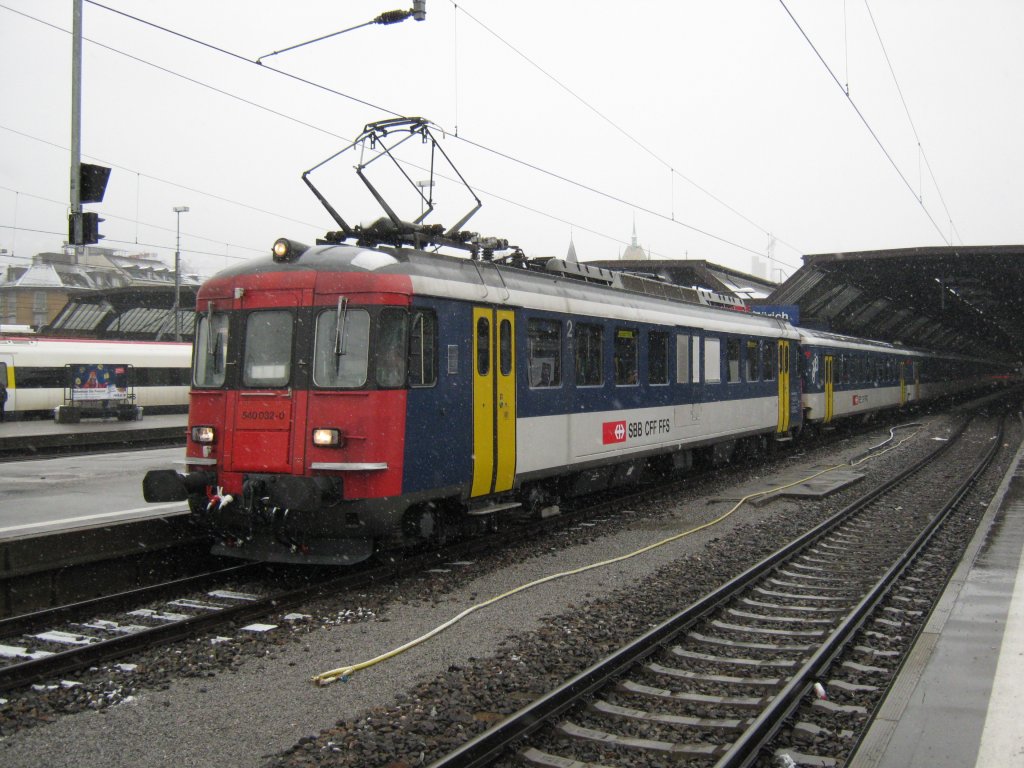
[0,336,191,419]
[144,241,804,564]
[797,328,1001,427]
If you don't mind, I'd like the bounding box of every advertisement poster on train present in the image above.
[71,363,128,400]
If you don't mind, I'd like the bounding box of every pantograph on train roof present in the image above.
[301,116,516,261]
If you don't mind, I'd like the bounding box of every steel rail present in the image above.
[716,415,1005,767]
[0,562,260,638]
[424,416,975,768]
[0,563,381,692]
[0,499,628,693]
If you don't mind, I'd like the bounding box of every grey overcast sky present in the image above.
[1,1,1022,282]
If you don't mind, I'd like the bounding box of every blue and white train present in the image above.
[142,239,1007,565]
[798,329,996,426]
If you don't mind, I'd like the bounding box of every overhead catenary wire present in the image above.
[0,118,704,266]
[0,222,255,263]
[777,0,952,247]
[447,0,806,263]
[0,125,324,268]
[0,123,327,234]
[862,0,962,246]
[66,0,799,268]
[255,7,424,65]
[311,424,922,686]
[453,132,792,264]
[1,1,800,269]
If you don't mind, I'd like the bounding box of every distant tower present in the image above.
[566,234,578,264]
[751,253,768,279]
[621,218,648,261]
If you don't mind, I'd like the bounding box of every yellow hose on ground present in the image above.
[311,427,922,685]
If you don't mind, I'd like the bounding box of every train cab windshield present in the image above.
[193,310,229,387]
[244,311,293,387]
[314,308,370,387]
[191,304,430,391]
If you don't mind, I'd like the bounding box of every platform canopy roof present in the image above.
[769,245,1024,363]
[43,285,198,341]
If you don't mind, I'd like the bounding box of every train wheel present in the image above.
[402,503,446,547]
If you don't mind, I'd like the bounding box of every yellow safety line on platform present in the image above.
[312,427,923,686]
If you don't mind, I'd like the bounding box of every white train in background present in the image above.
[0,335,191,420]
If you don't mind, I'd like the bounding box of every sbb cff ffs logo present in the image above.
[603,420,627,444]
[602,418,672,444]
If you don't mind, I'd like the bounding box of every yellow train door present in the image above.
[471,307,517,497]
[824,354,834,424]
[900,361,908,405]
[0,357,12,413]
[777,340,790,433]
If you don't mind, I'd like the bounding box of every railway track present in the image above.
[1,400,1011,749]
[0,480,671,696]
[0,412,810,696]
[424,412,1006,768]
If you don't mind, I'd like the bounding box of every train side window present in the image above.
[762,340,776,381]
[575,323,603,386]
[745,340,759,382]
[408,310,437,387]
[675,334,690,383]
[499,319,513,376]
[726,338,741,383]
[614,327,638,385]
[313,308,370,388]
[704,338,722,383]
[476,317,490,376]
[527,318,561,388]
[376,308,408,388]
[194,311,229,388]
[649,330,669,385]
[6,366,62,388]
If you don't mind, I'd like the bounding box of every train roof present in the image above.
[796,327,996,365]
[207,243,800,339]
[797,328,914,355]
[0,336,190,366]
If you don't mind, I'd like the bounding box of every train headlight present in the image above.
[312,428,344,447]
[191,425,216,444]
[272,238,310,263]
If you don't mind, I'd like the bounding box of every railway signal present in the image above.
[68,210,105,246]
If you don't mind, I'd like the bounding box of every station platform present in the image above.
[0,412,186,459]
[851,433,1024,767]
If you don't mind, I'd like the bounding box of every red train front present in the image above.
[144,238,425,564]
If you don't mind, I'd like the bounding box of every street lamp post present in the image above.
[173,205,189,340]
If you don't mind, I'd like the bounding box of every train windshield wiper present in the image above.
[334,296,349,366]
